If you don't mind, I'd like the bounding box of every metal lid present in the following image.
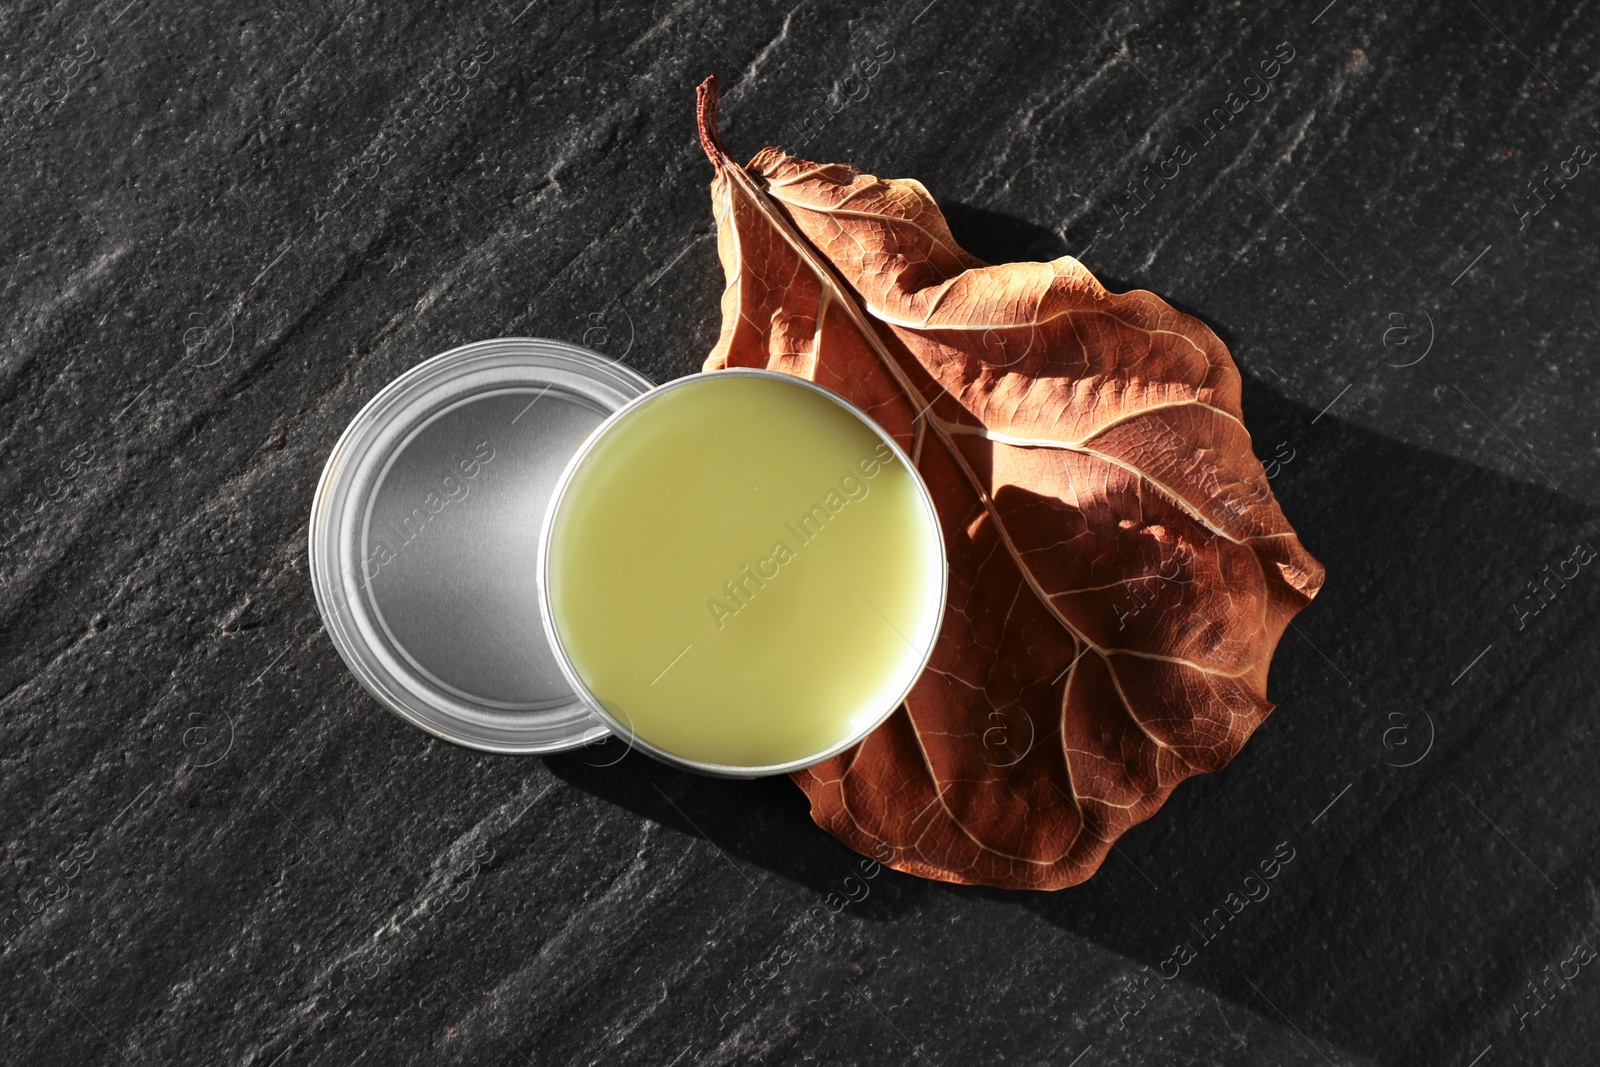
[308,338,653,753]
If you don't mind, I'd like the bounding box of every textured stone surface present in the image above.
[1,1,1596,1064]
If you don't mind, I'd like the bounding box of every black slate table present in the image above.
[4,2,1597,1064]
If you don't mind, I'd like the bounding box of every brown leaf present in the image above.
[694,76,1324,890]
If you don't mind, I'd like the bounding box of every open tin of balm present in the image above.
[312,343,946,775]
[540,370,946,777]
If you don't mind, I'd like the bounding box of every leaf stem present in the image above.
[695,75,730,171]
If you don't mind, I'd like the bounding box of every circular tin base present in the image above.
[538,368,948,778]
[310,338,653,753]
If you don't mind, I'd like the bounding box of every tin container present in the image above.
[311,344,947,775]
[536,368,947,778]
[308,338,653,753]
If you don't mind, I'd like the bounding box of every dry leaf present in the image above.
[695,76,1324,890]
